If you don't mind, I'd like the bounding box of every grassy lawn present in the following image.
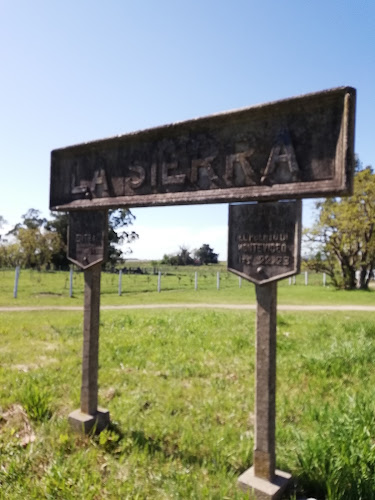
[0,268,374,307]
[1,308,375,498]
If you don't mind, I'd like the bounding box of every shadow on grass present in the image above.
[96,423,331,498]
[130,429,211,468]
[99,423,241,472]
[290,475,326,500]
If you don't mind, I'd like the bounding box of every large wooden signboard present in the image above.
[50,87,355,211]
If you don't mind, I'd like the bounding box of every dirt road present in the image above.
[0,304,374,312]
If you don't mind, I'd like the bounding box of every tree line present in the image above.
[304,161,375,290]
[0,209,137,270]
[1,160,374,289]
[0,209,219,270]
[161,244,219,266]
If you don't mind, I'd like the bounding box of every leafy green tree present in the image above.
[17,227,62,269]
[107,209,138,267]
[305,165,375,289]
[45,212,69,269]
[161,253,179,266]
[46,208,138,269]
[0,243,20,267]
[0,215,7,238]
[0,215,19,267]
[177,246,194,265]
[194,244,218,265]
[5,209,62,269]
[161,246,194,266]
[8,208,47,235]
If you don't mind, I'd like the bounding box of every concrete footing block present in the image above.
[238,466,291,500]
[68,407,110,434]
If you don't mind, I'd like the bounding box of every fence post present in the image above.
[195,271,198,291]
[217,272,220,290]
[305,271,308,286]
[157,271,161,293]
[323,272,326,287]
[293,275,296,285]
[13,266,20,298]
[239,277,242,288]
[69,266,74,298]
[288,277,291,285]
[118,270,122,296]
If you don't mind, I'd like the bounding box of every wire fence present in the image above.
[0,267,331,300]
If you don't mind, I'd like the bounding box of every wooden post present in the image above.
[195,271,198,291]
[254,282,277,481]
[217,272,220,290]
[80,264,101,415]
[13,266,20,299]
[68,263,109,433]
[118,270,122,296]
[69,266,73,297]
[238,281,291,497]
[157,271,161,292]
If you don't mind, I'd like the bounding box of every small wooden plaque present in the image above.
[68,211,107,269]
[228,201,301,285]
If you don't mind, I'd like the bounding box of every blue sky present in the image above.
[1,1,374,260]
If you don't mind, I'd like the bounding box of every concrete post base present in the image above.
[68,407,110,434]
[238,466,291,500]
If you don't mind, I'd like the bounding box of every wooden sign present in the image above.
[228,201,301,285]
[68,211,107,269]
[50,87,355,211]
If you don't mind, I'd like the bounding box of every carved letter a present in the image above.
[261,130,301,185]
[91,158,110,198]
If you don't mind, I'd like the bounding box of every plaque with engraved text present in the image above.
[228,201,301,285]
[50,87,355,211]
[68,211,108,269]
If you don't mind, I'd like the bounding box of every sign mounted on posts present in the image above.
[228,200,302,285]
[49,86,356,495]
[50,87,355,211]
[68,211,108,269]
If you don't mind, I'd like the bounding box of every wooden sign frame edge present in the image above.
[50,86,356,211]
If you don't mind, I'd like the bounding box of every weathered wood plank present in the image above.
[50,87,355,210]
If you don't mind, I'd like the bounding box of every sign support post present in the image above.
[237,281,291,498]
[81,262,101,414]
[229,201,301,498]
[67,211,110,434]
[254,282,277,481]
[118,269,123,296]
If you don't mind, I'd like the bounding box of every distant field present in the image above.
[0,267,374,307]
[1,308,375,498]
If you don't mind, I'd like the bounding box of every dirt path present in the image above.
[0,303,375,312]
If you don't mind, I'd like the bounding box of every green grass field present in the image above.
[0,267,374,307]
[1,306,375,498]
[1,268,375,498]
